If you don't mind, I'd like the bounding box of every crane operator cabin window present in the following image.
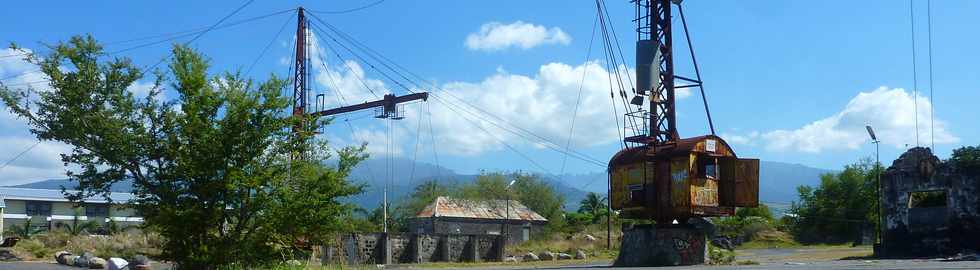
[699,156,718,179]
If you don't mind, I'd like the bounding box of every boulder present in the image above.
[67,256,80,267]
[89,257,107,269]
[503,256,519,263]
[557,253,573,260]
[107,258,129,270]
[75,252,96,268]
[0,249,21,261]
[522,252,539,262]
[54,251,71,264]
[574,250,587,260]
[711,237,735,251]
[583,234,597,242]
[54,251,71,265]
[538,251,555,261]
[131,255,151,268]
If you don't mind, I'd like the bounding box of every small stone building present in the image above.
[881,147,979,257]
[411,196,547,244]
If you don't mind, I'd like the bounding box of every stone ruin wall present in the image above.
[881,147,980,257]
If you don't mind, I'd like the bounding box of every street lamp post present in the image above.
[866,125,884,256]
[504,180,517,243]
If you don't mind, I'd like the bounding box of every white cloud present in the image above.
[313,59,633,156]
[730,87,957,153]
[465,21,571,51]
[676,87,692,99]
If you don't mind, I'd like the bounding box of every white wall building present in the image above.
[0,187,142,237]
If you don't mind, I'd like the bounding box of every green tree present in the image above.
[951,144,980,175]
[578,192,607,224]
[736,204,774,223]
[787,159,879,244]
[0,36,364,269]
[455,172,566,237]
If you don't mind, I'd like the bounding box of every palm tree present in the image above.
[578,192,607,224]
[63,211,98,236]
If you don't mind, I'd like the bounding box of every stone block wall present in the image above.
[881,147,980,257]
[614,224,708,267]
[325,233,505,265]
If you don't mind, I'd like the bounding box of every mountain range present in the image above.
[8,158,831,213]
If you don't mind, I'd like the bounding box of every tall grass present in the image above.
[12,229,163,261]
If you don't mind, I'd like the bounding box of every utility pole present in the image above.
[286,6,429,235]
[866,125,884,256]
[293,7,309,134]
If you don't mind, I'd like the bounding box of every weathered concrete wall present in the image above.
[326,233,504,265]
[881,147,980,257]
[614,225,707,266]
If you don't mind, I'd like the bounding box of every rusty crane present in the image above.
[606,0,759,226]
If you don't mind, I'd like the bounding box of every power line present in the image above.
[309,0,385,14]
[143,0,259,73]
[0,140,41,173]
[304,11,607,168]
[108,7,291,56]
[561,13,599,186]
[927,0,935,150]
[910,0,920,147]
[246,12,296,76]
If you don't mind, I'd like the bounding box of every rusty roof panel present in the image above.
[416,196,548,222]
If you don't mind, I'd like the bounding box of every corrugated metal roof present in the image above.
[0,187,134,204]
[416,196,548,222]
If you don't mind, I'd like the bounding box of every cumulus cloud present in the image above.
[727,87,957,153]
[312,59,634,156]
[465,21,571,51]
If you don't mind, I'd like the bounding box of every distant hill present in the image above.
[9,178,134,193]
[6,158,829,215]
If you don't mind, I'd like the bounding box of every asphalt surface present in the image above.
[3,248,979,269]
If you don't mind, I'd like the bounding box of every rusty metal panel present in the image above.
[734,158,760,207]
[690,177,719,207]
[719,157,736,207]
[670,157,690,207]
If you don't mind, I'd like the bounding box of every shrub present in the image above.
[15,238,51,260]
[708,246,735,265]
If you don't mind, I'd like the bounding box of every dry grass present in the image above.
[12,230,163,261]
[738,229,801,249]
[506,230,620,260]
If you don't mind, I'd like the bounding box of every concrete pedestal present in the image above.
[614,224,708,267]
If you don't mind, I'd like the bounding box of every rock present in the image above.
[54,251,71,264]
[583,234,597,242]
[538,251,555,261]
[557,253,573,260]
[574,250,587,260]
[711,237,735,251]
[89,257,107,269]
[503,256,519,263]
[285,259,302,266]
[75,253,93,268]
[0,249,21,261]
[67,256,80,267]
[130,255,151,270]
[107,258,129,270]
[522,252,539,262]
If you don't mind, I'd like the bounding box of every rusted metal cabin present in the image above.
[609,135,759,223]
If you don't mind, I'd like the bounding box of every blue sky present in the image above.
[0,0,977,187]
